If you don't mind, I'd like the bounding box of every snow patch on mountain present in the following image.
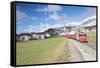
[79,15,96,27]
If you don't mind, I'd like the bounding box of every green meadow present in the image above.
[87,31,96,46]
[16,37,68,65]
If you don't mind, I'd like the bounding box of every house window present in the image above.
[22,37,25,40]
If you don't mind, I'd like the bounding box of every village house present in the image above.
[31,32,39,40]
[31,32,51,40]
[84,25,96,32]
[19,33,31,41]
[17,31,51,41]
[45,33,51,38]
[36,32,45,40]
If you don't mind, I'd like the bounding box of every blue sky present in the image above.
[16,3,96,34]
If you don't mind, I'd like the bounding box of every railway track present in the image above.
[68,38,96,50]
[68,39,96,61]
[83,42,96,50]
[72,39,96,50]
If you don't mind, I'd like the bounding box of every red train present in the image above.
[64,33,88,43]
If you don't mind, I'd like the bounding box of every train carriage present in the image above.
[78,33,87,42]
[65,32,88,43]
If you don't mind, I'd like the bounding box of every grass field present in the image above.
[16,37,68,65]
[87,31,96,46]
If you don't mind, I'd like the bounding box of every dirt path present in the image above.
[67,39,96,62]
[67,40,84,62]
[39,38,96,63]
[43,39,69,63]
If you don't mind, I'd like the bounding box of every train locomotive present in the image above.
[64,32,88,43]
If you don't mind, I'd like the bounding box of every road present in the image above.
[67,39,96,62]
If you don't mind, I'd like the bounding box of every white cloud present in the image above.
[32,16,38,20]
[36,5,62,13]
[65,22,81,26]
[82,15,96,22]
[47,5,62,12]
[16,22,23,24]
[39,23,63,32]
[26,22,63,32]
[40,23,51,31]
[47,12,68,21]
[16,9,38,25]
[25,15,96,33]
[27,25,34,32]
[26,25,40,32]
[64,15,96,26]
[49,13,62,20]
[36,4,65,21]
[16,9,28,21]
[26,15,96,33]
[41,23,61,28]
